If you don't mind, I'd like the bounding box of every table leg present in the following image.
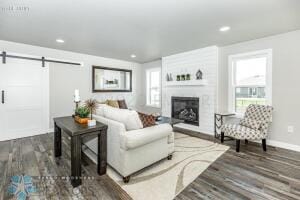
[71,135,82,187]
[214,114,217,138]
[54,123,62,157]
[98,129,107,175]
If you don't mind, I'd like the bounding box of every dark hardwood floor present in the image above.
[0,129,299,200]
[174,128,300,200]
[0,132,132,200]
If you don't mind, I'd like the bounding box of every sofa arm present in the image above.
[84,116,126,150]
[120,123,172,150]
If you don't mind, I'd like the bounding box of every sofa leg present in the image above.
[123,176,130,183]
[245,139,248,144]
[221,132,224,143]
[262,139,267,151]
[167,154,173,160]
[236,140,240,152]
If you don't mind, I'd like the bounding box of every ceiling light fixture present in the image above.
[219,26,231,32]
[131,54,136,58]
[56,39,65,43]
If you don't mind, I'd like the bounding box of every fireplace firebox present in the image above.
[171,96,199,126]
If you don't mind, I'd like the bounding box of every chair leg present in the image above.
[245,139,248,144]
[221,132,224,143]
[123,176,131,183]
[262,139,267,151]
[236,140,240,152]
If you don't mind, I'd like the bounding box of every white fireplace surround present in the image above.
[162,46,218,135]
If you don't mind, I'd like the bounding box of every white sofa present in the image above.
[83,105,174,183]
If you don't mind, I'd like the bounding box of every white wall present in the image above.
[162,46,218,134]
[218,30,300,148]
[138,60,162,114]
[0,40,142,129]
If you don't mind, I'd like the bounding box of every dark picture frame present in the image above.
[92,66,132,92]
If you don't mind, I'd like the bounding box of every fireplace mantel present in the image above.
[165,79,208,87]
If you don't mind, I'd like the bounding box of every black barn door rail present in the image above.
[0,51,82,67]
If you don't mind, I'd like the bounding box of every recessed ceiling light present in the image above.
[219,26,231,32]
[131,54,136,58]
[56,39,65,43]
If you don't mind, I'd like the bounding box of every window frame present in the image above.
[228,49,272,116]
[146,67,161,108]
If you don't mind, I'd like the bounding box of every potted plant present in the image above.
[75,106,90,124]
[84,99,99,126]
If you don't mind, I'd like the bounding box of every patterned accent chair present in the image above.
[221,104,273,152]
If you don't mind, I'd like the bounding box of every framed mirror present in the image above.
[92,66,132,92]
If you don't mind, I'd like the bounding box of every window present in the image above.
[146,68,161,107]
[228,50,272,114]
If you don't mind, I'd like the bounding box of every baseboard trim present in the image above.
[48,128,54,133]
[174,125,300,152]
[174,123,214,136]
[267,140,300,152]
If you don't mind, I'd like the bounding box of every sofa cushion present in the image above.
[138,112,156,128]
[95,103,108,116]
[103,105,143,131]
[118,99,128,109]
[107,100,119,108]
[121,123,173,150]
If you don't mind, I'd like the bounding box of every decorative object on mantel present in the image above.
[166,73,170,81]
[169,73,173,81]
[84,98,99,126]
[74,106,90,124]
[73,89,81,117]
[176,75,181,81]
[186,73,191,80]
[196,69,203,80]
[180,74,186,81]
[166,73,173,81]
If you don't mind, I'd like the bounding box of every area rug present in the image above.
[84,133,229,199]
[105,133,229,200]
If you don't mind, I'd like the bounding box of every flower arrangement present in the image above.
[84,99,99,120]
[75,106,90,118]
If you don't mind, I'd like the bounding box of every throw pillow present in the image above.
[138,112,156,128]
[239,117,261,130]
[107,100,119,108]
[103,106,143,130]
[118,99,128,109]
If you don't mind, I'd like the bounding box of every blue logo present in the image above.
[8,175,36,200]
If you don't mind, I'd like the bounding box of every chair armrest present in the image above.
[120,124,172,150]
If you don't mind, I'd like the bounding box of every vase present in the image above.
[181,74,186,81]
[75,116,89,124]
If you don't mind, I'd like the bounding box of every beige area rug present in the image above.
[107,133,229,200]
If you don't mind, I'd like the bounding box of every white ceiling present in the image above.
[0,0,300,63]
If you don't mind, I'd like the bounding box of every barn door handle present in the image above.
[1,90,4,104]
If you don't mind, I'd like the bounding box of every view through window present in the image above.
[230,50,272,114]
[146,68,161,107]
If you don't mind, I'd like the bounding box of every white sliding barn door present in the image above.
[0,57,49,141]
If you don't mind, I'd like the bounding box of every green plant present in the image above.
[84,99,99,119]
[75,106,90,118]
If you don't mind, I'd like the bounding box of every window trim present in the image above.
[228,49,272,115]
[146,67,161,108]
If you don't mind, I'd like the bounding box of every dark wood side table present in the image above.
[155,116,184,127]
[214,112,235,138]
[53,116,108,187]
